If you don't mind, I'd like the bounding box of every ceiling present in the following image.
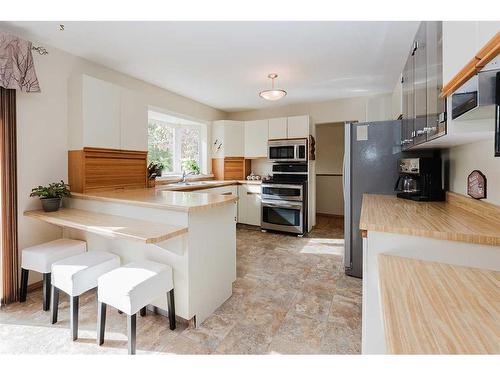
[1,21,419,112]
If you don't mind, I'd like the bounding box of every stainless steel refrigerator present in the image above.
[343,120,402,278]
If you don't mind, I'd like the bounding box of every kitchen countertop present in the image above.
[24,208,187,244]
[70,188,238,212]
[378,254,500,354]
[158,179,262,192]
[359,192,500,246]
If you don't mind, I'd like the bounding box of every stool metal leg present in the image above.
[70,296,79,341]
[19,268,29,302]
[42,273,51,311]
[140,307,147,317]
[167,289,176,330]
[97,302,106,346]
[127,314,136,355]
[51,286,59,324]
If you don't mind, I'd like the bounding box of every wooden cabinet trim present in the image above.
[441,32,500,97]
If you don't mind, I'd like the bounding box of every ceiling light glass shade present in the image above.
[259,73,287,101]
[259,89,287,101]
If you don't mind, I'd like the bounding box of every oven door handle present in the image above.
[262,202,302,209]
[262,184,303,190]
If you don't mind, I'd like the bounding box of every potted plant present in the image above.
[147,162,164,188]
[182,159,201,175]
[30,180,70,212]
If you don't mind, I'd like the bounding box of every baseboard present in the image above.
[27,280,43,292]
[317,213,344,218]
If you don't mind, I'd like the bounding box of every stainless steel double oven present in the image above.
[261,161,308,235]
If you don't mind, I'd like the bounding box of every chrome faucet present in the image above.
[181,170,195,183]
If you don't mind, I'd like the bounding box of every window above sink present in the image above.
[148,110,208,175]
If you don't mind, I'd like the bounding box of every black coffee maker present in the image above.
[394,157,445,201]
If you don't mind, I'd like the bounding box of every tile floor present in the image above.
[0,216,361,354]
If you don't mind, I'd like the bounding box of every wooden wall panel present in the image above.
[212,157,250,181]
[68,147,147,193]
[211,158,224,181]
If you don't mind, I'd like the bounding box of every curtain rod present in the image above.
[31,45,48,55]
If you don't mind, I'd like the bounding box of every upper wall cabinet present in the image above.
[212,120,245,158]
[68,75,148,151]
[244,119,269,158]
[268,117,288,139]
[268,115,311,140]
[120,88,148,151]
[401,21,446,150]
[287,115,310,138]
[82,75,121,149]
[442,22,500,97]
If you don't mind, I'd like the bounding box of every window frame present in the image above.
[147,119,203,176]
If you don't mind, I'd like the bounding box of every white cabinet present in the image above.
[237,184,261,226]
[443,21,500,84]
[212,120,244,157]
[237,185,247,224]
[120,88,147,151]
[287,115,310,138]
[442,22,478,84]
[203,185,238,196]
[69,74,148,151]
[476,21,500,49]
[82,75,121,149]
[244,119,268,158]
[268,117,288,139]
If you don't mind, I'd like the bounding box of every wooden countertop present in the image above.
[24,208,188,244]
[359,193,500,246]
[378,254,500,354]
[70,188,238,212]
[158,179,262,192]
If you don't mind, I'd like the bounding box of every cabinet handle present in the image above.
[246,192,261,195]
[221,192,233,195]
[411,41,419,55]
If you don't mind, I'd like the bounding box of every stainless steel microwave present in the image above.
[268,139,307,162]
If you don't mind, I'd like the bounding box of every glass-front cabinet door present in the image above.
[414,22,428,145]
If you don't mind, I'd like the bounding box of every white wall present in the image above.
[315,123,345,216]
[444,138,500,206]
[14,36,226,286]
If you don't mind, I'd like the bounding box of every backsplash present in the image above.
[249,159,273,179]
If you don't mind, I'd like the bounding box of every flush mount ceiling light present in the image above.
[259,73,287,101]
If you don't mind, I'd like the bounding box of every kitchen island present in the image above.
[359,193,500,354]
[28,188,238,327]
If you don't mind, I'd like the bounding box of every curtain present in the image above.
[0,87,18,305]
[0,32,40,92]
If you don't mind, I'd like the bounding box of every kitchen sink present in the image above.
[158,180,222,190]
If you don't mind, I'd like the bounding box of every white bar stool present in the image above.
[20,239,87,310]
[97,260,176,355]
[51,251,120,340]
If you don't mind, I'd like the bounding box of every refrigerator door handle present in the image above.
[343,122,352,270]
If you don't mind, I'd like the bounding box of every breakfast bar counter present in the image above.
[24,208,188,244]
[27,188,238,327]
[71,187,238,212]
